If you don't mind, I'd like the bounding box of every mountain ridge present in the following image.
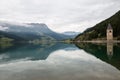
[0,22,74,41]
[75,10,120,41]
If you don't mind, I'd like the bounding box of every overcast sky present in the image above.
[0,0,120,33]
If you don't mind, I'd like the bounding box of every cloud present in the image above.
[0,26,8,31]
[0,0,120,33]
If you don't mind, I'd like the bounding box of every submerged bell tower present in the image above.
[106,23,113,41]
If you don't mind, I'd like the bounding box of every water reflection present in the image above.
[76,42,120,70]
[0,43,120,80]
[107,42,113,60]
[0,43,77,63]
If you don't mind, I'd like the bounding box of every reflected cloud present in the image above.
[0,54,9,60]
[0,49,120,80]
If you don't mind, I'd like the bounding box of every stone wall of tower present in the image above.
[107,29,113,41]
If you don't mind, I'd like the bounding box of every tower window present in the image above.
[109,31,111,33]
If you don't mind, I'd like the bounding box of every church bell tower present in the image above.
[106,23,113,41]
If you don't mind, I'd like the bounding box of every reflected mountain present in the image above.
[76,43,120,70]
[0,43,77,63]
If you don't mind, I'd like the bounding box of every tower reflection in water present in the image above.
[76,42,120,70]
[107,42,113,60]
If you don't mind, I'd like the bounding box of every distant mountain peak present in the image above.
[63,31,80,35]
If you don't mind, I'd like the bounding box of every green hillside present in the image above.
[75,10,120,41]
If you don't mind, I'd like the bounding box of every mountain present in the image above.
[63,31,80,38]
[0,21,71,41]
[0,31,25,41]
[75,10,120,41]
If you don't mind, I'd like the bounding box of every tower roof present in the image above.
[107,23,112,29]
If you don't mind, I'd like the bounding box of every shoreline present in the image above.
[74,40,120,43]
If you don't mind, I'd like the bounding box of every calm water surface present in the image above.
[0,42,120,80]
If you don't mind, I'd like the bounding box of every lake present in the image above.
[0,42,120,80]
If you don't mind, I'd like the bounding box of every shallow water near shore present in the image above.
[0,42,120,80]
